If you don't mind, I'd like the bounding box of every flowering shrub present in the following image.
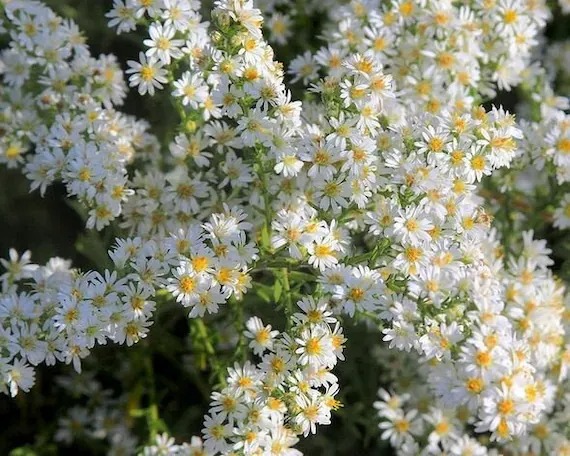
[1,0,570,454]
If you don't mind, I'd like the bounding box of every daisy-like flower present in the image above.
[267,13,293,46]
[161,0,195,31]
[126,52,167,96]
[4,358,35,397]
[393,206,434,245]
[244,316,279,355]
[294,394,331,436]
[144,22,184,64]
[378,408,422,447]
[172,71,209,109]
[202,413,231,454]
[274,152,303,177]
[307,236,339,271]
[295,326,335,368]
[226,361,261,398]
[130,0,163,19]
[106,0,137,34]
[166,261,201,306]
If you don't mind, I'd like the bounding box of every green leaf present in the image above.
[10,448,38,456]
[288,271,316,282]
[129,408,147,418]
[254,282,272,303]
[261,223,270,250]
[274,278,283,302]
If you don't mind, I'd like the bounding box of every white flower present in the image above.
[307,236,339,271]
[172,71,209,108]
[244,317,279,355]
[126,52,167,96]
[4,358,35,397]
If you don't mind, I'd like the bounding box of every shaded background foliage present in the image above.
[0,1,568,455]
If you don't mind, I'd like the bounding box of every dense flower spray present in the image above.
[0,0,569,454]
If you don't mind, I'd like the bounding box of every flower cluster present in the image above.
[0,1,159,230]
[372,229,570,452]
[143,433,205,456]
[144,297,344,455]
[302,0,548,109]
[1,0,570,454]
[0,206,256,396]
[54,373,138,455]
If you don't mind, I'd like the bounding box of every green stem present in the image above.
[231,296,246,362]
[193,318,226,387]
[281,267,293,328]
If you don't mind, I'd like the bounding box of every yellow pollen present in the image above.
[475,350,492,367]
[314,244,333,257]
[348,287,365,302]
[65,308,78,323]
[5,144,22,159]
[533,424,549,439]
[270,357,285,373]
[156,37,170,50]
[435,421,450,435]
[416,81,432,96]
[314,149,330,165]
[255,328,270,344]
[450,150,464,165]
[557,138,570,154]
[484,334,498,349]
[466,377,484,394]
[428,137,444,152]
[95,206,111,219]
[374,37,387,51]
[525,384,538,403]
[404,246,422,262]
[192,256,209,272]
[237,376,253,388]
[405,219,419,232]
[399,1,414,16]
[436,52,454,69]
[243,67,259,81]
[267,397,283,410]
[355,59,373,74]
[350,87,366,99]
[498,399,514,416]
[471,156,485,171]
[503,9,518,24]
[78,168,91,181]
[243,38,257,51]
[497,418,510,438]
[216,267,232,284]
[303,404,319,421]
[307,309,322,323]
[305,337,322,355]
[394,419,410,433]
[179,275,195,293]
[434,11,449,25]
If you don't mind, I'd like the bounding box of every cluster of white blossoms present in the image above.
[0,207,256,396]
[294,0,570,452]
[54,373,138,455]
[1,0,570,454]
[0,1,159,230]
[195,300,344,454]
[370,233,570,454]
[303,0,550,111]
[142,297,344,455]
[143,433,205,456]
[487,35,570,232]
